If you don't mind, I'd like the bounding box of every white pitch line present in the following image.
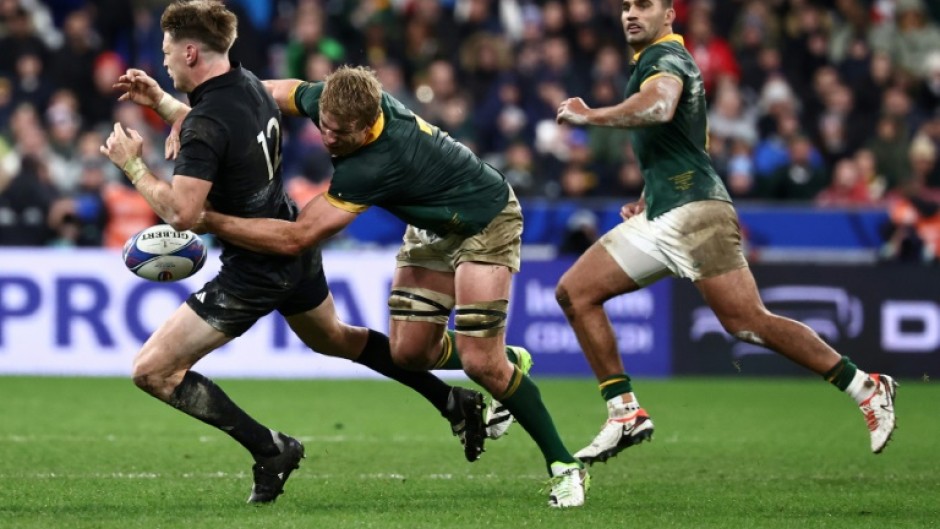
[10,472,546,481]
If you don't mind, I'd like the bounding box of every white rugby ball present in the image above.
[122,224,207,282]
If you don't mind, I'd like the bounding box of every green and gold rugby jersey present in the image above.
[626,34,731,219]
[289,81,509,237]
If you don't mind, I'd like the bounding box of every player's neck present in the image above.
[189,56,233,92]
[632,28,676,57]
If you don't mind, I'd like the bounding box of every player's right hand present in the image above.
[114,68,164,109]
[164,117,184,160]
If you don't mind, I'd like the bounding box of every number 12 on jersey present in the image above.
[257,117,281,180]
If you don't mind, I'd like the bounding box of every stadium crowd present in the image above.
[0,0,938,259]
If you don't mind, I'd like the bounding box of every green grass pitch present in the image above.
[0,376,937,529]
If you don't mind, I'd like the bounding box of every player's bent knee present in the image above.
[389,344,435,370]
[454,300,509,337]
[388,287,454,325]
[733,330,766,346]
[555,283,574,311]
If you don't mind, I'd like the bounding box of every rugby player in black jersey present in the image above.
[99,0,487,505]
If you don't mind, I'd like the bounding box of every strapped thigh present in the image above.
[454,299,509,337]
[388,287,455,325]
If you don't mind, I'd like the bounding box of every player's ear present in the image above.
[663,1,676,25]
[185,43,198,66]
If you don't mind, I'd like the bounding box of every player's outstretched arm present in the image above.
[203,194,359,255]
[557,75,682,129]
[115,68,191,124]
[100,122,210,230]
[262,79,305,117]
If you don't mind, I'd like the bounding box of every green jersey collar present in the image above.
[632,33,685,62]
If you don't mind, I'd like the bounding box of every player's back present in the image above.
[175,63,313,296]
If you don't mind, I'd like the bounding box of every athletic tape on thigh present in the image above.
[388,288,454,324]
[454,299,509,337]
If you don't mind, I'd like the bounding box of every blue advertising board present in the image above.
[507,258,673,377]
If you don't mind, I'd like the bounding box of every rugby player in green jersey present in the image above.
[203,66,588,507]
[555,0,897,464]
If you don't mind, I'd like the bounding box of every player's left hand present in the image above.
[557,97,590,126]
[100,122,144,169]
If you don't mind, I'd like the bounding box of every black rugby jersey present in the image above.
[174,63,320,296]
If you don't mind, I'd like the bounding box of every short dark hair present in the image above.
[161,0,237,54]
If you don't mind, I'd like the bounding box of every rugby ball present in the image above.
[123,224,207,282]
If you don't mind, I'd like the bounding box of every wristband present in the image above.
[123,157,148,185]
[155,92,187,122]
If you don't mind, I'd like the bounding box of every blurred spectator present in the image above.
[815,157,877,207]
[813,81,871,168]
[6,0,940,249]
[685,5,740,97]
[708,81,758,146]
[0,3,49,74]
[48,158,109,246]
[870,0,940,78]
[11,51,53,111]
[284,2,344,80]
[758,135,829,200]
[458,32,513,107]
[491,141,539,197]
[880,135,940,262]
[613,160,645,197]
[559,163,598,199]
[916,51,940,116]
[854,147,889,200]
[82,51,125,128]
[866,115,910,192]
[45,89,80,158]
[0,155,57,245]
[49,8,100,126]
[780,1,831,104]
[725,140,757,198]
[559,208,599,255]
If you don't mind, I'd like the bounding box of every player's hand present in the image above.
[100,122,144,169]
[164,117,184,160]
[557,97,591,126]
[620,197,646,220]
[115,68,164,109]
[191,202,216,234]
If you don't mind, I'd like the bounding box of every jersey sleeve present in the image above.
[290,81,324,126]
[639,48,686,89]
[323,166,377,213]
[173,114,226,182]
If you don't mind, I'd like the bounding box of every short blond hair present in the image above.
[320,65,382,129]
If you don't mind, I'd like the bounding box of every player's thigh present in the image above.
[695,266,768,328]
[557,239,644,307]
[134,302,232,378]
[285,292,364,359]
[654,200,748,281]
[388,265,455,360]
